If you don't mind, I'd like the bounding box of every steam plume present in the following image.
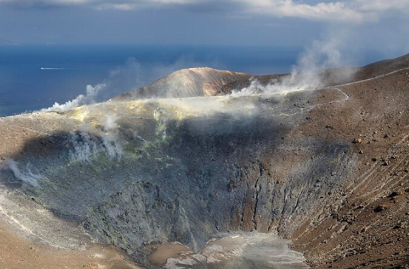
[2,159,45,187]
[67,114,122,162]
[43,56,206,112]
[232,33,353,97]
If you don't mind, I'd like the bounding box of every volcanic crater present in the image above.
[1,55,409,268]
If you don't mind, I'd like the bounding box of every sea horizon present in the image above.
[0,44,388,117]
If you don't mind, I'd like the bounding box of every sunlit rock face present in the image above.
[1,54,409,269]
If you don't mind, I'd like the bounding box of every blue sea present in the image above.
[0,44,383,117]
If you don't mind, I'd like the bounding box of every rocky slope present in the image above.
[0,54,408,268]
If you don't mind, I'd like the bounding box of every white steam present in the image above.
[68,114,122,162]
[43,58,141,113]
[103,113,119,131]
[43,56,209,113]
[232,33,352,97]
[230,78,266,97]
[153,107,170,139]
[2,159,45,187]
[68,130,98,162]
[101,114,123,159]
[47,84,106,112]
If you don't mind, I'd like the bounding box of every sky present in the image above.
[0,0,408,56]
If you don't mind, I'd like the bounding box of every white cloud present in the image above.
[0,0,193,9]
[0,0,90,6]
[1,0,408,23]
[233,0,409,23]
[94,0,189,10]
[356,0,409,12]
[96,3,138,10]
[277,1,364,23]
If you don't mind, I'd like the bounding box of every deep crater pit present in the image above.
[0,89,356,268]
